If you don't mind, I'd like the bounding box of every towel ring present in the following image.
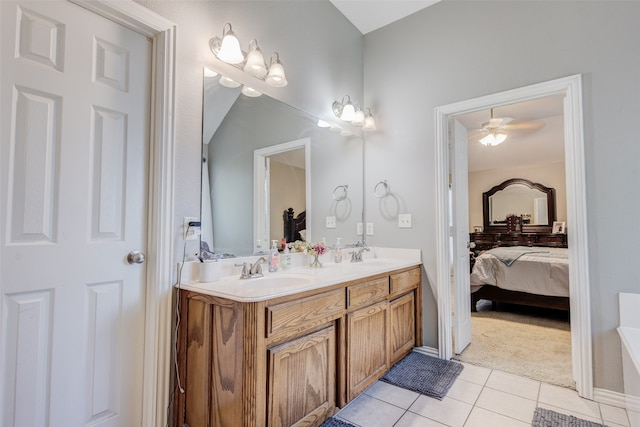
[333,184,348,201]
[374,180,390,198]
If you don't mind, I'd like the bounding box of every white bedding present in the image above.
[470,246,569,297]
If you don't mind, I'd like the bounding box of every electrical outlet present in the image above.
[398,214,412,228]
[184,216,201,240]
[326,216,336,228]
[356,222,364,235]
[366,222,374,236]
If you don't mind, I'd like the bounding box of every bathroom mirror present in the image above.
[201,69,364,256]
[483,178,556,233]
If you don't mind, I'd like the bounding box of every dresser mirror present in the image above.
[201,69,364,257]
[483,178,556,233]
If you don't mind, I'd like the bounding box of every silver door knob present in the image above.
[127,250,146,264]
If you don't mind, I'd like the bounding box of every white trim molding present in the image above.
[593,388,628,409]
[434,75,593,399]
[70,1,176,425]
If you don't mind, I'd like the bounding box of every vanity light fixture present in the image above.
[362,108,377,131]
[241,85,262,97]
[265,53,288,87]
[243,39,267,78]
[210,24,288,88]
[210,23,244,64]
[219,75,241,88]
[333,96,376,130]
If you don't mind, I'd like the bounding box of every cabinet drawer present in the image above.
[266,289,345,337]
[390,268,420,296]
[347,277,389,310]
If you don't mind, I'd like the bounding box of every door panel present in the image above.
[1,2,151,425]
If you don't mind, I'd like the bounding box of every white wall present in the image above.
[363,1,640,392]
[134,0,364,262]
[468,162,567,231]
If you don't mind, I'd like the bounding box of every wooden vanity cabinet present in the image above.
[174,266,422,427]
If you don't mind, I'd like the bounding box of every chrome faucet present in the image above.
[236,256,267,279]
[350,240,370,262]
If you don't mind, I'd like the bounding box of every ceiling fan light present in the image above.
[479,131,507,146]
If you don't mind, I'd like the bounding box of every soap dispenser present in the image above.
[334,238,343,263]
[269,240,280,272]
[282,243,291,270]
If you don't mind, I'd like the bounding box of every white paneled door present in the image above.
[1,1,151,426]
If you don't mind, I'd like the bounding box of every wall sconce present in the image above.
[209,23,288,88]
[333,95,376,131]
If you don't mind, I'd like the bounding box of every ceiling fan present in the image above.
[468,108,545,146]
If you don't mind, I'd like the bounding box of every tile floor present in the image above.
[333,362,630,427]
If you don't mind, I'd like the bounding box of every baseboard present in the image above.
[413,346,439,358]
[593,387,626,408]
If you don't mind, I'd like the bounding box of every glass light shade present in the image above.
[479,131,507,146]
[340,102,355,121]
[243,47,267,78]
[363,113,376,131]
[265,60,287,87]
[217,27,244,64]
[219,75,240,88]
[351,109,365,126]
[241,85,262,97]
[317,119,331,128]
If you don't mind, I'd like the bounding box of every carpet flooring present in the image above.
[454,302,574,388]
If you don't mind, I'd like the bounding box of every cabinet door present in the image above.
[346,301,389,401]
[267,326,337,427]
[389,292,416,364]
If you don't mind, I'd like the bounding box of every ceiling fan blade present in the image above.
[504,120,545,131]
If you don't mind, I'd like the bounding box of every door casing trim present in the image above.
[434,74,592,398]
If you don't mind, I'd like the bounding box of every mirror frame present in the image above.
[482,178,556,233]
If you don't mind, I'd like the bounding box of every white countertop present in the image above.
[178,248,421,302]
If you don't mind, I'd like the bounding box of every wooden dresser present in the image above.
[470,232,567,253]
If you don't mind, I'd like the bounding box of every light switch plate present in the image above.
[326,216,336,228]
[399,214,412,228]
[356,222,363,235]
[366,222,374,236]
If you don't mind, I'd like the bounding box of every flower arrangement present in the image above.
[291,240,327,267]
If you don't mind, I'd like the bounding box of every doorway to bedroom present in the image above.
[451,95,573,388]
[434,75,593,399]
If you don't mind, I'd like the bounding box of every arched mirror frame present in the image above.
[482,178,556,233]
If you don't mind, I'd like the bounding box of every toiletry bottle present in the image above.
[334,238,343,263]
[269,240,280,272]
[282,243,291,270]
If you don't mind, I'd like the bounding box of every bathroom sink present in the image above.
[245,275,313,288]
[355,259,399,269]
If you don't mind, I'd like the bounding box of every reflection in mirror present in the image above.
[489,184,548,225]
[201,68,364,257]
[482,178,556,232]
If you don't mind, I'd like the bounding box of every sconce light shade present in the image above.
[362,109,376,131]
[265,53,288,87]
[317,119,331,128]
[219,75,241,88]
[243,39,267,78]
[351,108,365,127]
[340,98,355,122]
[215,24,244,64]
[241,85,262,97]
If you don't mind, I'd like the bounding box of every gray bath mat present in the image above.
[380,351,463,400]
[320,417,357,427]
[532,407,605,427]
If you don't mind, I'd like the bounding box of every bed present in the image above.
[283,207,306,243]
[470,246,570,311]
